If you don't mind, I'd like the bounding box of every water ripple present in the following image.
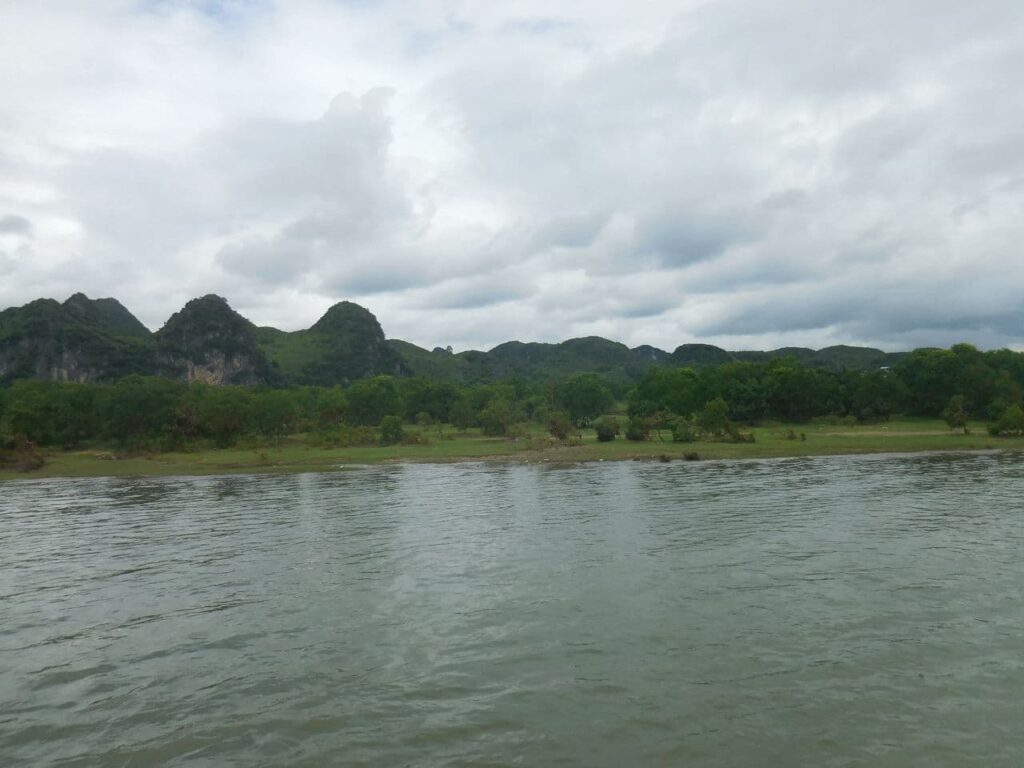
[2,454,1023,766]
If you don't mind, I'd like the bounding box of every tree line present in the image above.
[2,343,1024,459]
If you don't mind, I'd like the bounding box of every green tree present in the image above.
[671,417,697,443]
[197,387,252,448]
[624,416,651,441]
[252,389,298,442]
[942,394,970,434]
[557,374,614,426]
[379,415,405,446]
[851,370,908,422]
[450,396,475,431]
[701,363,767,423]
[695,397,730,438]
[894,349,960,416]
[628,367,703,419]
[316,387,348,429]
[479,398,514,436]
[1,381,58,444]
[988,404,1024,436]
[547,410,573,441]
[346,376,403,426]
[100,375,184,448]
[765,363,840,422]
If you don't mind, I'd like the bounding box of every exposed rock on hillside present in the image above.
[0,295,154,383]
[0,291,908,387]
[155,295,276,385]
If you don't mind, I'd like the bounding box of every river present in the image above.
[2,453,1023,766]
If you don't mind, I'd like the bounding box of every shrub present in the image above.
[547,410,574,441]
[671,417,697,443]
[942,394,970,434]
[316,426,379,448]
[724,425,756,443]
[695,397,730,438]
[479,399,514,437]
[506,423,529,441]
[594,416,619,442]
[625,417,650,442]
[988,404,1024,437]
[379,416,406,446]
[1,436,44,472]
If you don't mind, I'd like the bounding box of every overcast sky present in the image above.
[1,0,1022,352]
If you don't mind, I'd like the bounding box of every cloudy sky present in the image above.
[1,0,1022,352]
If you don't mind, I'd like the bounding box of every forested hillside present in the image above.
[1,293,910,388]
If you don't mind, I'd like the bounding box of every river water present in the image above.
[2,453,1023,766]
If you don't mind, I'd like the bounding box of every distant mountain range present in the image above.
[0,293,907,386]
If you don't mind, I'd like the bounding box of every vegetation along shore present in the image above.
[3,293,1024,480]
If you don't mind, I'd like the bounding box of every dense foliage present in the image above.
[3,344,1023,461]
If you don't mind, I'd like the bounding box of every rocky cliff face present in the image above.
[0,295,154,383]
[0,292,908,388]
[154,295,277,385]
[0,293,408,387]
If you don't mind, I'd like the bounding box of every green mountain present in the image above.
[63,292,151,338]
[256,301,406,385]
[0,294,154,383]
[667,343,905,370]
[385,339,471,382]
[731,344,905,369]
[670,343,735,368]
[154,295,278,385]
[0,293,909,387]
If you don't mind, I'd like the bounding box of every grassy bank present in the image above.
[3,419,1022,482]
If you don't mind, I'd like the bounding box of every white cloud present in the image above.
[1,0,1023,352]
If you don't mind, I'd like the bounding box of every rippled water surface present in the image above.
[2,453,1024,766]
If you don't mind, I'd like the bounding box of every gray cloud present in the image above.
[1,0,1023,351]
[0,214,32,235]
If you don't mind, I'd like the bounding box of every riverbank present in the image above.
[3,418,1022,481]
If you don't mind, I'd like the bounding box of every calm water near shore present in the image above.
[2,453,1023,766]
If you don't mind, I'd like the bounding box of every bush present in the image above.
[695,397,730,438]
[1,436,44,472]
[316,426,379,448]
[671,417,697,443]
[942,394,970,434]
[479,399,514,437]
[594,416,619,442]
[506,423,529,441]
[988,404,1024,437]
[625,417,650,442]
[547,410,574,441]
[380,416,406,446]
[724,425,756,443]
[402,430,431,446]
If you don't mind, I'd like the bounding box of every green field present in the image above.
[3,419,1022,482]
